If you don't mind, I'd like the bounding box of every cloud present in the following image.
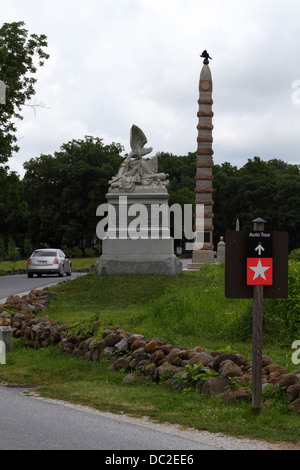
[1,0,300,177]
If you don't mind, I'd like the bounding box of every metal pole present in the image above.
[251,217,266,414]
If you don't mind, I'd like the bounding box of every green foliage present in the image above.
[23,237,33,257]
[22,136,123,248]
[213,158,300,250]
[290,248,300,262]
[264,261,300,345]
[71,246,83,258]
[7,237,20,270]
[0,235,5,260]
[170,364,219,392]
[262,384,291,413]
[0,21,49,162]
[66,320,104,341]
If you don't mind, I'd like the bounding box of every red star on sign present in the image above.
[247,258,273,285]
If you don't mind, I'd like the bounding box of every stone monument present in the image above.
[96,125,182,275]
[186,51,215,270]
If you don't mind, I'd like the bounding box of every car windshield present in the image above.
[32,250,57,257]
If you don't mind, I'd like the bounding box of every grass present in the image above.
[0,263,299,445]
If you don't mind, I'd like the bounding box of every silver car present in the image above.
[27,249,72,278]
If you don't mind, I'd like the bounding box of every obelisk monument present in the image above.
[187,51,215,270]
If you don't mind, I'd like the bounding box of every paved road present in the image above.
[0,272,86,303]
[0,385,221,451]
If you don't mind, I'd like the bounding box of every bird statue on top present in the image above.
[109,125,169,192]
[200,50,212,64]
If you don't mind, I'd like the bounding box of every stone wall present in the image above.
[1,289,300,412]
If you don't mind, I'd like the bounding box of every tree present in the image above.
[0,21,49,163]
[213,157,300,250]
[0,167,29,249]
[23,136,123,248]
[7,237,20,271]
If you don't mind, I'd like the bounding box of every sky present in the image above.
[2,0,300,177]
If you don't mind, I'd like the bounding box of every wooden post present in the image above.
[251,284,263,413]
[251,217,265,414]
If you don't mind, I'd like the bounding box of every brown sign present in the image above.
[225,231,288,298]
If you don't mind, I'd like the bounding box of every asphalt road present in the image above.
[0,272,86,303]
[0,385,222,451]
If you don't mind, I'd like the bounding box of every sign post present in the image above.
[225,217,289,414]
[249,218,266,414]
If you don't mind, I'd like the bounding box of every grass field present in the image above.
[0,262,299,445]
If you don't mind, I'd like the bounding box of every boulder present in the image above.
[287,384,300,402]
[202,377,230,396]
[219,359,243,378]
[223,387,251,403]
[111,357,131,371]
[272,373,298,390]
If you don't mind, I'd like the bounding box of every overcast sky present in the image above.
[2,0,300,177]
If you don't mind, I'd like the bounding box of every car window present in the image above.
[32,250,57,257]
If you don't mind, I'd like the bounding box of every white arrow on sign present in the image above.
[255,242,265,256]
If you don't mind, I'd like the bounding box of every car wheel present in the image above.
[27,273,33,278]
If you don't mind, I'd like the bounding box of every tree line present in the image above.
[0,135,299,259]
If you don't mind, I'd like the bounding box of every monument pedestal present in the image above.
[97,238,181,275]
[186,245,215,270]
[96,187,182,276]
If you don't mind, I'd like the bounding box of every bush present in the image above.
[84,247,96,257]
[264,261,300,345]
[71,246,83,258]
[289,248,300,262]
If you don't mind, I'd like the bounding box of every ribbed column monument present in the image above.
[187,51,215,270]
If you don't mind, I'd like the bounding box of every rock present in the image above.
[265,363,286,375]
[212,353,247,371]
[219,359,243,378]
[144,363,156,376]
[136,359,151,371]
[287,384,300,402]
[114,337,129,351]
[111,357,131,371]
[290,397,300,413]
[123,373,138,384]
[188,352,213,367]
[127,334,146,347]
[131,347,149,363]
[154,362,183,382]
[273,373,299,389]
[130,338,147,351]
[261,355,273,367]
[144,340,158,353]
[150,349,165,364]
[171,356,183,367]
[223,387,251,403]
[0,317,12,326]
[104,333,121,347]
[202,377,230,396]
[165,348,182,363]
